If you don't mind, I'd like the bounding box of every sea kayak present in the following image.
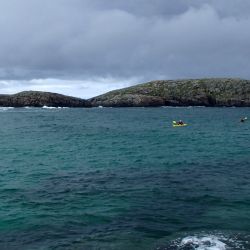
[172,121,188,127]
[173,124,188,127]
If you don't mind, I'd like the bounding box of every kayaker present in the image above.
[240,117,247,122]
[177,120,184,125]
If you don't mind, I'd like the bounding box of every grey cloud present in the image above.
[0,0,250,83]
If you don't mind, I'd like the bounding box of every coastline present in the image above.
[0,78,250,108]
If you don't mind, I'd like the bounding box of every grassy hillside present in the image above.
[90,78,250,107]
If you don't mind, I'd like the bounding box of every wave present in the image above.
[0,107,14,111]
[42,106,57,109]
[180,236,226,250]
[159,233,250,250]
[42,106,70,109]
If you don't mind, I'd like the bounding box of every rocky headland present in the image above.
[90,78,250,107]
[0,78,250,107]
[0,91,91,107]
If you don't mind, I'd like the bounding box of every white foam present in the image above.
[42,106,70,109]
[42,106,56,109]
[180,236,226,250]
[0,107,14,111]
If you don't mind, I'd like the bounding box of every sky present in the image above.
[0,0,250,98]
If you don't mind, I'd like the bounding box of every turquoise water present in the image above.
[0,107,250,249]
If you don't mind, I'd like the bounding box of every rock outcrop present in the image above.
[90,78,250,107]
[0,91,91,107]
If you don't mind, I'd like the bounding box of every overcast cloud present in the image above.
[0,0,250,98]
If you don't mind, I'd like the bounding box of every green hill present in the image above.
[0,91,90,107]
[90,78,250,107]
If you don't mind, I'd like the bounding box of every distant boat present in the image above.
[240,117,247,122]
[172,121,188,127]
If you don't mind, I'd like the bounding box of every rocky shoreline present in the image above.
[0,78,250,107]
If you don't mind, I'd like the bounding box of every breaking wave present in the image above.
[0,107,14,111]
[157,233,250,250]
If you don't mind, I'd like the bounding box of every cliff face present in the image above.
[90,78,250,107]
[0,91,91,107]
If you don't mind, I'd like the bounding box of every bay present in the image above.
[0,107,249,249]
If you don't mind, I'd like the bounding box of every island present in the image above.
[90,78,250,107]
[0,78,250,107]
[0,91,91,107]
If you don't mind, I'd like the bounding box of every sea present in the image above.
[0,106,249,250]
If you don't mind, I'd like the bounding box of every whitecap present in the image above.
[180,236,226,250]
[42,106,56,109]
[0,107,14,111]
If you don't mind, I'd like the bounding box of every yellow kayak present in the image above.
[173,124,188,127]
[172,121,188,127]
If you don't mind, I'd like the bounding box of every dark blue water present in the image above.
[0,107,250,249]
